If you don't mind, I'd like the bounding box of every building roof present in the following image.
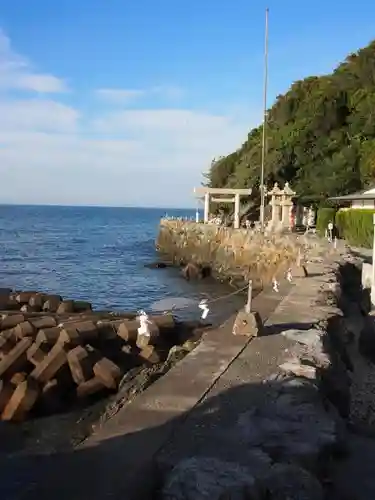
[329,187,375,201]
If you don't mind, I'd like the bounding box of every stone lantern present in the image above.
[267,182,283,230]
[280,182,296,230]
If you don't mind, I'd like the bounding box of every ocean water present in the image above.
[0,205,245,324]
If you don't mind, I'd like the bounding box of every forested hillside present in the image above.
[206,40,375,203]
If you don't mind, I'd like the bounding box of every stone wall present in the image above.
[156,220,303,286]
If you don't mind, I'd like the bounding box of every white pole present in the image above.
[371,214,375,306]
[245,280,253,313]
[259,7,269,232]
[204,193,210,223]
[234,193,240,229]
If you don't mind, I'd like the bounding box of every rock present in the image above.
[144,262,169,269]
[181,263,211,281]
[281,329,322,348]
[162,457,260,500]
[279,360,317,380]
[359,316,375,362]
[235,378,339,471]
[232,311,262,337]
[167,345,187,364]
[259,463,324,500]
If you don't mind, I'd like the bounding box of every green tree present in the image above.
[206,39,375,201]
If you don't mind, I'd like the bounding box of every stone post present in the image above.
[234,193,240,229]
[280,182,296,230]
[267,183,282,229]
[371,213,375,306]
[204,193,210,223]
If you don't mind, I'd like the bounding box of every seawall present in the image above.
[156,220,302,287]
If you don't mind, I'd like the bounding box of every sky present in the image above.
[0,1,374,208]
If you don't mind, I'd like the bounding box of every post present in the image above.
[204,193,210,223]
[259,7,269,232]
[372,214,375,306]
[195,208,199,223]
[245,280,252,314]
[234,193,240,229]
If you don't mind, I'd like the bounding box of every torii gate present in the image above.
[193,187,253,229]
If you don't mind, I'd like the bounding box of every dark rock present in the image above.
[259,463,324,499]
[144,262,169,269]
[162,457,260,500]
[234,378,340,471]
[181,263,211,281]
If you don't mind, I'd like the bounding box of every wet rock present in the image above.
[162,457,260,500]
[181,263,201,281]
[144,262,169,269]
[181,263,211,281]
[259,463,324,500]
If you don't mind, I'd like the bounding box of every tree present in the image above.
[206,39,375,202]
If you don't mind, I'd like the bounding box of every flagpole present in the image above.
[260,7,269,232]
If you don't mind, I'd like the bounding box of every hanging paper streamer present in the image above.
[198,299,210,319]
[137,310,151,337]
[272,278,279,293]
[286,268,293,283]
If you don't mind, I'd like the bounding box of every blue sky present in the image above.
[0,0,374,207]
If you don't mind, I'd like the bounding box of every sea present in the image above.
[0,205,245,325]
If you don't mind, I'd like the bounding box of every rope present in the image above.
[204,283,250,305]
[159,282,250,315]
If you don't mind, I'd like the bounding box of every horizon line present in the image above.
[0,202,197,211]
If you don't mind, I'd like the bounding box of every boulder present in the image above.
[162,457,260,500]
[259,463,324,500]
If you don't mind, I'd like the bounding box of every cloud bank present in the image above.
[0,30,254,207]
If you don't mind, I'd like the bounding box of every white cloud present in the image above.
[95,88,145,104]
[0,30,255,207]
[0,30,67,93]
[0,99,79,131]
[95,85,184,105]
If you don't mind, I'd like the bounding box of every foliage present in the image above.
[205,40,375,201]
[316,208,336,235]
[335,209,374,248]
